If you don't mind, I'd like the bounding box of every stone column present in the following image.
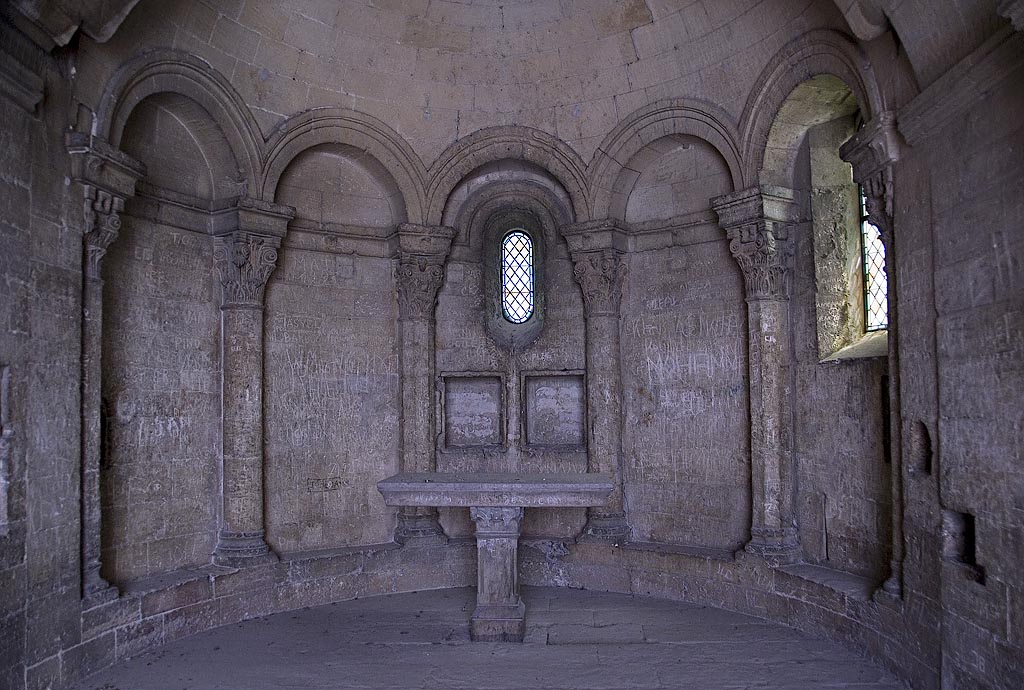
[469,506,526,641]
[67,134,145,605]
[561,220,630,541]
[712,187,800,565]
[393,223,456,545]
[213,199,293,565]
[841,112,905,596]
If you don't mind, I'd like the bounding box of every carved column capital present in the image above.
[67,133,145,279]
[82,184,126,278]
[470,506,524,537]
[571,250,627,317]
[214,232,281,308]
[712,186,798,301]
[840,112,903,246]
[561,219,630,318]
[393,223,456,322]
[395,256,446,321]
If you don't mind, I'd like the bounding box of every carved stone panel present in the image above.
[443,376,503,448]
[524,374,585,447]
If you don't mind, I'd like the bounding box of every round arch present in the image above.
[260,108,428,224]
[739,29,884,185]
[426,126,591,225]
[95,50,262,195]
[588,98,743,221]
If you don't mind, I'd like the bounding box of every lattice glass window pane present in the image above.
[501,230,534,323]
[861,190,888,331]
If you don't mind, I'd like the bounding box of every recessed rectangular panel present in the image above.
[444,376,503,447]
[525,375,585,447]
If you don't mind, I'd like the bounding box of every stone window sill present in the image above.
[820,330,888,363]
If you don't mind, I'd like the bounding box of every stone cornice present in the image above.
[899,27,1024,146]
[66,132,146,197]
[394,223,457,260]
[560,219,629,256]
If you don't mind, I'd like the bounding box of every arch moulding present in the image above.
[425,126,591,225]
[260,107,429,224]
[94,49,263,194]
[739,29,885,185]
[587,98,744,221]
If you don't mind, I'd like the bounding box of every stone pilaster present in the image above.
[712,186,800,565]
[393,223,456,545]
[67,133,146,605]
[562,220,629,541]
[213,199,293,565]
[841,113,905,597]
[469,506,526,642]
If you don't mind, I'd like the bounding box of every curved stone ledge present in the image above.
[67,540,935,690]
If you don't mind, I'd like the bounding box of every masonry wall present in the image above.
[621,234,750,550]
[100,216,220,583]
[264,247,400,553]
[2,3,1023,690]
[0,19,89,688]
[922,41,1024,688]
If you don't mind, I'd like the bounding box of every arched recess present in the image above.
[739,29,884,186]
[434,161,587,541]
[100,89,234,584]
[426,126,591,225]
[95,50,262,195]
[259,109,423,555]
[588,99,743,221]
[753,60,893,583]
[261,108,427,223]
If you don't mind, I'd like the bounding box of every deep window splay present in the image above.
[860,189,888,331]
[501,230,534,323]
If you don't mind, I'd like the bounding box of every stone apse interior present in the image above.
[0,1,1022,688]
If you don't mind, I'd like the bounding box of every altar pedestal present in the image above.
[377,473,614,641]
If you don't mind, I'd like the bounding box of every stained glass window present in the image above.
[860,189,888,331]
[501,230,534,323]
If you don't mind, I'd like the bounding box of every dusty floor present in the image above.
[75,587,904,689]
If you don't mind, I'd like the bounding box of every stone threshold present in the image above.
[778,563,878,601]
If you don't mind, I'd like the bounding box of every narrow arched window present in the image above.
[859,188,888,331]
[501,230,534,323]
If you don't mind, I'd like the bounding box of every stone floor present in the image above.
[75,587,905,689]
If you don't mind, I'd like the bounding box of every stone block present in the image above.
[141,576,213,617]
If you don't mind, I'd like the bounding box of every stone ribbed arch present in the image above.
[739,29,885,185]
[95,50,262,194]
[426,126,591,225]
[260,108,428,223]
[587,98,743,221]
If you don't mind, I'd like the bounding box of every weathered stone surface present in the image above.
[2,3,1023,690]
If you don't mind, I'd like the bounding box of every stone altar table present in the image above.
[377,472,614,641]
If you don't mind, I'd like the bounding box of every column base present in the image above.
[881,574,903,597]
[578,512,629,543]
[471,601,526,642]
[745,527,800,566]
[83,573,119,609]
[214,530,278,567]
[396,509,447,547]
